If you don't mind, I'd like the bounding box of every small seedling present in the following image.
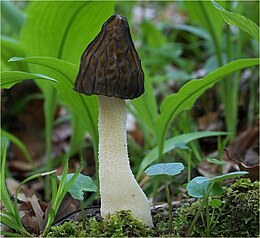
[186,171,248,236]
[42,158,83,236]
[145,162,184,233]
[57,173,97,230]
[0,137,58,237]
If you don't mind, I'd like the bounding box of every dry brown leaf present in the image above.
[225,149,259,181]
[15,193,48,235]
[28,195,46,233]
[222,127,259,160]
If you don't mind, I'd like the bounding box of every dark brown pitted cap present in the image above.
[73,14,144,99]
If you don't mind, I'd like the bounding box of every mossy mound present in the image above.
[46,221,87,237]
[172,178,259,237]
[47,210,153,237]
[47,179,259,237]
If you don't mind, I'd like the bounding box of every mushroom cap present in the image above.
[73,14,144,99]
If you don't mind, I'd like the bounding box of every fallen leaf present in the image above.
[224,149,259,182]
[28,194,46,233]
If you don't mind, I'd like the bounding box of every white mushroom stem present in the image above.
[98,95,153,227]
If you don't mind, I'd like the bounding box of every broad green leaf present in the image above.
[155,58,259,164]
[145,162,184,177]
[137,131,229,180]
[212,0,259,41]
[19,2,114,165]
[58,173,97,201]
[8,56,99,150]
[20,1,115,64]
[212,171,248,183]
[187,177,224,198]
[1,71,57,89]
[207,158,227,165]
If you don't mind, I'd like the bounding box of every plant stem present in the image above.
[211,201,226,231]
[206,196,210,236]
[187,150,191,183]
[187,182,215,236]
[199,2,222,67]
[44,92,57,201]
[247,69,256,128]
[80,200,86,231]
[217,136,223,175]
[164,177,173,233]
[209,207,216,229]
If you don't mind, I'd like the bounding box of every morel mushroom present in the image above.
[73,15,153,226]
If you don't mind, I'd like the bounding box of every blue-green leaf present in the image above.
[187,177,224,198]
[58,173,97,201]
[212,171,248,183]
[145,163,184,177]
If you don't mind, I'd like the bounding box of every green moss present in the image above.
[173,178,260,237]
[86,210,153,237]
[46,221,87,237]
[46,210,152,237]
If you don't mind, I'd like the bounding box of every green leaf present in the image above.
[1,129,33,165]
[155,58,260,164]
[20,1,115,64]
[209,199,222,208]
[173,24,210,40]
[212,0,260,41]
[1,138,15,216]
[184,1,225,44]
[58,173,97,201]
[1,36,26,71]
[137,131,229,180]
[141,21,167,48]
[1,1,25,32]
[0,214,28,237]
[187,177,224,198]
[130,68,158,136]
[207,158,227,165]
[145,162,184,177]
[212,171,248,183]
[19,2,114,168]
[187,171,248,199]
[1,71,57,89]
[8,57,99,151]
